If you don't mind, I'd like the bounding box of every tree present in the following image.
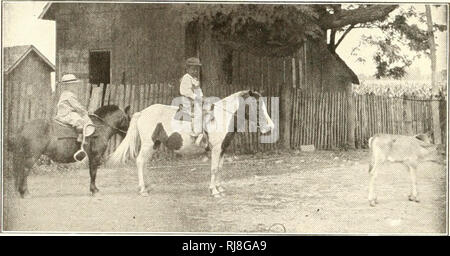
[329,5,447,79]
[180,4,399,57]
[425,5,442,144]
[182,4,445,79]
[180,4,445,147]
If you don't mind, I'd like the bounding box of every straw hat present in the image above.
[60,74,80,84]
[185,57,202,66]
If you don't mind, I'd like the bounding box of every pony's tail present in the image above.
[7,134,24,154]
[107,112,141,166]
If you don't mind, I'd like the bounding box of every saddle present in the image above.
[52,120,98,162]
[174,103,215,123]
[173,104,213,148]
[51,120,98,140]
[51,120,79,140]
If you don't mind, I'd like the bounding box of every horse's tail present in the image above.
[107,112,141,166]
[6,134,25,154]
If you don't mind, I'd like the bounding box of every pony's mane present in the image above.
[218,90,258,104]
[94,105,120,118]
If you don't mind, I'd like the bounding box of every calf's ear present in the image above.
[414,133,428,141]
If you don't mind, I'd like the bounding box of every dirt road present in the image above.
[2,150,447,233]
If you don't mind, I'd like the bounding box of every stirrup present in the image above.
[73,123,94,162]
[74,148,87,162]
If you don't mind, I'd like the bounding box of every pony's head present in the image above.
[239,90,275,134]
[94,105,131,134]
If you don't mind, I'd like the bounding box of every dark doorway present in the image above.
[89,50,110,103]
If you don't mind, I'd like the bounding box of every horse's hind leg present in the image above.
[136,143,155,196]
[13,154,24,193]
[216,153,226,194]
[18,157,37,198]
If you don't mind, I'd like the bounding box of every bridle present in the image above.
[73,112,128,162]
[89,113,128,134]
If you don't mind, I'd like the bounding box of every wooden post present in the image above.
[346,82,356,149]
[403,96,413,135]
[281,83,293,149]
[88,86,103,113]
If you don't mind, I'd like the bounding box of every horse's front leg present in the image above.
[209,147,221,197]
[88,155,100,196]
[136,143,154,197]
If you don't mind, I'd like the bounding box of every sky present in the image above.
[1,2,448,80]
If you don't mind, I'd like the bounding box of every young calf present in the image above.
[367,133,441,207]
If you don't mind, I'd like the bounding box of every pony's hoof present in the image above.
[408,195,420,203]
[369,199,377,207]
[140,191,149,197]
[20,193,31,199]
[211,192,223,198]
[217,186,225,193]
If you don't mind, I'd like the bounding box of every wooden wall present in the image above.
[198,34,354,95]
[55,4,185,97]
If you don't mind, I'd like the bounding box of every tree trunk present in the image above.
[346,82,356,149]
[425,5,442,144]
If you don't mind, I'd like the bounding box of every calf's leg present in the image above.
[368,162,379,207]
[407,163,420,202]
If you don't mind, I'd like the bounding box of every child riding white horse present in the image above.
[108,90,275,197]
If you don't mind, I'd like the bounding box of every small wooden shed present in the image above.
[3,45,55,173]
[3,45,55,131]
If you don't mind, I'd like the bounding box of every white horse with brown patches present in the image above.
[108,90,275,197]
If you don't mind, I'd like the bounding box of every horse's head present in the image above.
[240,90,275,135]
[94,105,131,134]
[118,105,132,132]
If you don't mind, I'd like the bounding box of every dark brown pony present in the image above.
[8,105,131,198]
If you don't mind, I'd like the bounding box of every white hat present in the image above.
[60,74,80,84]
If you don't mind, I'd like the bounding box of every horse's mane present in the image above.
[94,105,120,118]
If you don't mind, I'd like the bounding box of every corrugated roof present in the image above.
[3,45,55,74]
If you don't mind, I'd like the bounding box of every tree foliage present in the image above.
[180,4,323,56]
[337,5,447,79]
[177,4,446,79]
[178,4,397,57]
